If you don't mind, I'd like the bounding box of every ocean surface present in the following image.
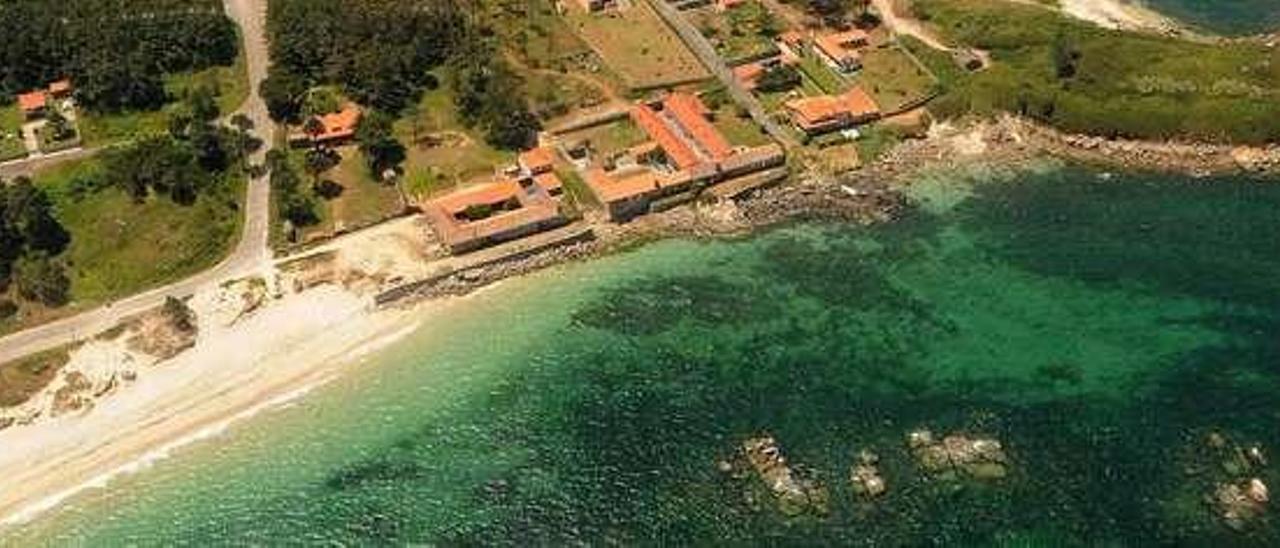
[5,164,1280,545]
[1145,0,1280,34]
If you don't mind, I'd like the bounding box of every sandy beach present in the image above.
[0,218,455,527]
[1058,0,1184,33]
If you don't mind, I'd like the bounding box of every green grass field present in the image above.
[0,103,28,162]
[853,45,939,113]
[394,81,515,192]
[914,0,1280,143]
[34,159,242,304]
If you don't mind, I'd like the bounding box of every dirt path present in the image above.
[870,0,955,52]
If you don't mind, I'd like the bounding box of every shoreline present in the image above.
[0,113,1276,532]
[0,285,438,527]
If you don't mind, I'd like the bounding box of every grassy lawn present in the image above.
[796,54,849,95]
[713,105,773,147]
[395,81,514,193]
[34,159,242,304]
[564,1,710,89]
[0,104,28,162]
[559,118,649,156]
[687,2,780,63]
[79,49,250,147]
[915,0,1280,143]
[853,45,939,113]
[296,147,405,240]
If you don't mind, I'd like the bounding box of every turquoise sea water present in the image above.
[1145,0,1280,34]
[6,165,1280,545]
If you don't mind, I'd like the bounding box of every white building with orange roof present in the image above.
[814,29,871,73]
[783,86,880,135]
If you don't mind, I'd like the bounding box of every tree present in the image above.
[230,113,256,170]
[162,296,196,333]
[188,85,220,121]
[756,65,802,93]
[45,109,74,141]
[302,116,326,151]
[4,178,70,256]
[260,68,306,123]
[355,111,406,179]
[14,251,70,307]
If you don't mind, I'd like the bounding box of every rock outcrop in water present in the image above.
[742,435,830,516]
[1201,432,1271,531]
[908,429,1009,480]
[1214,478,1269,531]
[849,450,886,499]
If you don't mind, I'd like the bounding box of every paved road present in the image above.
[645,0,798,149]
[0,147,102,179]
[0,0,275,364]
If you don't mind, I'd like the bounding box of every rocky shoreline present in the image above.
[379,114,1278,308]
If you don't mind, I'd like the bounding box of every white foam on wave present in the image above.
[0,311,430,529]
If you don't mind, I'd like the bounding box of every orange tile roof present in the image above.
[779,30,805,47]
[839,86,880,119]
[815,30,869,63]
[663,92,732,161]
[784,87,880,129]
[733,63,766,88]
[533,171,563,193]
[306,103,362,142]
[17,91,47,112]
[519,147,557,174]
[430,179,523,216]
[48,79,72,95]
[630,103,700,170]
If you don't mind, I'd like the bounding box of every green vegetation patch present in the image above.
[0,103,26,161]
[0,346,72,408]
[37,159,241,303]
[914,0,1280,143]
[689,1,782,63]
[853,45,939,113]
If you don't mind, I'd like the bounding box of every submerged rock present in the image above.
[908,429,1009,480]
[742,435,829,516]
[850,450,886,498]
[1214,478,1269,531]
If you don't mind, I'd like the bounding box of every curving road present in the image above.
[0,0,275,364]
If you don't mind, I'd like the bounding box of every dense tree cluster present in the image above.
[266,150,320,234]
[0,179,72,307]
[0,0,238,112]
[264,0,540,150]
[101,88,250,205]
[263,0,464,118]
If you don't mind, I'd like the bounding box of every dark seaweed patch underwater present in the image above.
[9,167,1280,545]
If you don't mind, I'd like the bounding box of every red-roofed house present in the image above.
[717,0,748,11]
[290,103,362,147]
[777,31,807,59]
[423,178,569,254]
[815,30,870,73]
[783,86,880,135]
[47,79,73,99]
[663,92,733,161]
[630,103,701,170]
[17,91,48,118]
[518,147,557,175]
